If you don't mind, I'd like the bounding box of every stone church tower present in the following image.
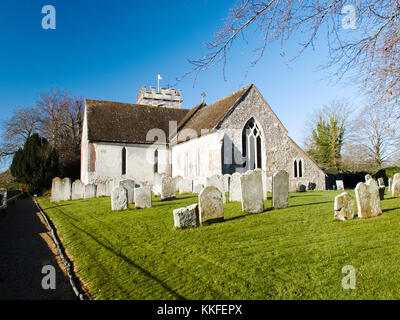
[136,86,182,108]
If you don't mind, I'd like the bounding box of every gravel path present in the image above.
[0,196,76,300]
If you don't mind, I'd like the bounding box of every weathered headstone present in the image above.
[240,170,264,214]
[222,174,231,193]
[134,187,152,209]
[355,179,382,218]
[379,186,385,200]
[272,170,289,209]
[84,184,97,199]
[388,178,393,192]
[173,204,199,228]
[365,174,373,182]
[179,179,192,194]
[60,178,72,201]
[254,169,268,199]
[336,180,344,191]
[193,184,204,194]
[71,180,84,200]
[392,179,400,197]
[111,186,128,211]
[96,182,107,197]
[334,192,355,221]
[296,181,306,192]
[377,178,385,188]
[229,172,242,202]
[206,174,225,203]
[198,186,224,225]
[50,177,62,202]
[120,179,135,204]
[153,173,164,197]
[161,176,176,200]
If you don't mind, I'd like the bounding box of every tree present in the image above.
[305,101,349,171]
[0,106,41,163]
[184,1,400,108]
[347,102,399,171]
[10,133,58,194]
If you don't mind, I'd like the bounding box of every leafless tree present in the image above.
[183,0,400,108]
[348,102,399,171]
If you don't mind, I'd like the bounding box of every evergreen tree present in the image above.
[10,133,58,194]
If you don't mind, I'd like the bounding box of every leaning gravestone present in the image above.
[60,178,72,201]
[71,180,84,200]
[206,174,226,203]
[179,179,192,194]
[229,172,242,202]
[296,181,306,192]
[336,180,344,191]
[84,184,97,199]
[173,204,199,228]
[272,170,289,209]
[50,177,63,202]
[198,186,224,225]
[96,182,107,197]
[365,174,373,182]
[240,170,264,214]
[161,176,176,200]
[134,187,152,209]
[334,192,355,221]
[120,179,135,204]
[355,179,382,218]
[193,184,204,194]
[111,186,128,211]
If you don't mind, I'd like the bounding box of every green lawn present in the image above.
[38,190,400,300]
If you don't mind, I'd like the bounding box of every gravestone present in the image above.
[379,187,385,200]
[161,176,176,200]
[377,178,385,187]
[61,178,72,201]
[134,187,152,209]
[84,184,97,199]
[229,173,242,202]
[355,179,382,218]
[388,178,393,192]
[96,182,107,197]
[365,174,373,182]
[222,174,231,193]
[254,169,268,199]
[272,170,289,209]
[296,181,306,192]
[193,184,204,194]
[206,175,225,203]
[392,179,400,197]
[336,180,344,191]
[334,192,355,221]
[111,186,128,211]
[120,179,135,204]
[240,170,264,214]
[198,186,224,225]
[153,173,164,197]
[71,180,84,200]
[179,179,192,194]
[50,177,62,202]
[307,181,317,191]
[173,204,199,228]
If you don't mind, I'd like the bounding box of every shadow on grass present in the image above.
[289,200,332,208]
[68,222,186,300]
[383,207,400,213]
[289,194,323,198]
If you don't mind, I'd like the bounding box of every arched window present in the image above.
[294,160,298,178]
[242,118,263,170]
[122,147,127,175]
[299,160,303,178]
[154,149,158,173]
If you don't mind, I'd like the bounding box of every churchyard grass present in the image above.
[38,190,400,300]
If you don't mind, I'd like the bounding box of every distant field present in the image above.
[38,190,400,300]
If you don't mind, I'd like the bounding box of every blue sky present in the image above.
[0,0,363,151]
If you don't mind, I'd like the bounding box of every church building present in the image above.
[81,84,326,190]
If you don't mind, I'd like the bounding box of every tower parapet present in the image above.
[137,86,182,109]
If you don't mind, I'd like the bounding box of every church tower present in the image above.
[136,86,182,109]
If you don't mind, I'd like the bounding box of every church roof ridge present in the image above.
[85,99,184,111]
